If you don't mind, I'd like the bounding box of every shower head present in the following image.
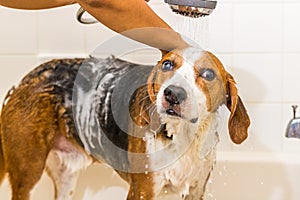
[76,0,217,24]
[164,0,217,18]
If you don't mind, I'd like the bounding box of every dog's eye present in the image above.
[161,60,174,71]
[200,69,215,81]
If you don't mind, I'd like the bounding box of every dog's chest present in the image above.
[143,126,216,199]
[153,141,215,199]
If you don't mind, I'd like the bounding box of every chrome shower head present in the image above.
[76,0,217,24]
[164,0,217,18]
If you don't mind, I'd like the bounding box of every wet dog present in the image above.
[0,47,250,200]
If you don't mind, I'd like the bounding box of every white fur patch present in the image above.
[47,149,92,174]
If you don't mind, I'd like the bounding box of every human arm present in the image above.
[77,0,188,51]
[0,0,188,52]
[0,0,75,9]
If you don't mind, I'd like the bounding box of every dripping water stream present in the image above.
[171,16,210,49]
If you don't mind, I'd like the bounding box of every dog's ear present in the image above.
[226,73,250,144]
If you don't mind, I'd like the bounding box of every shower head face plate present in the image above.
[164,0,217,18]
[169,5,213,17]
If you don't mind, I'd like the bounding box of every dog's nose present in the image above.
[164,85,187,105]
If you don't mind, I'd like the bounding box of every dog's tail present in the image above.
[0,118,5,184]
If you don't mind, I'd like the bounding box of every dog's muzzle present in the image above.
[161,85,198,123]
[163,85,187,117]
[164,85,187,105]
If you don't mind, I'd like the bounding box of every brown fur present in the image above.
[127,85,156,199]
[226,73,250,144]
[0,119,5,184]
[0,85,58,200]
[0,59,85,200]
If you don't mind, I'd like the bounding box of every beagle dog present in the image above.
[0,47,250,200]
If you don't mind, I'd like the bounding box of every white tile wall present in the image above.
[283,3,300,52]
[232,2,283,53]
[0,56,39,103]
[209,2,234,53]
[283,53,300,102]
[232,103,283,153]
[85,24,117,53]
[232,53,283,103]
[37,5,85,54]
[0,7,38,54]
[1,0,300,157]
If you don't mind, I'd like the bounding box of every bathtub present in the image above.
[0,152,300,200]
[205,152,300,200]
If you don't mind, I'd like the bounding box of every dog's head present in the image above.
[147,47,250,144]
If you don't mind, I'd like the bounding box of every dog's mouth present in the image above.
[160,92,199,124]
[163,107,198,124]
[166,108,181,117]
[161,95,182,117]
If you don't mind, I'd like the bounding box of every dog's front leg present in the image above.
[127,173,156,200]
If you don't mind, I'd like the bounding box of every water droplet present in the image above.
[164,190,168,194]
[256,177,264,185]
[145,171,148,175]
[207,193,213,197]
[140,196,144,199]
